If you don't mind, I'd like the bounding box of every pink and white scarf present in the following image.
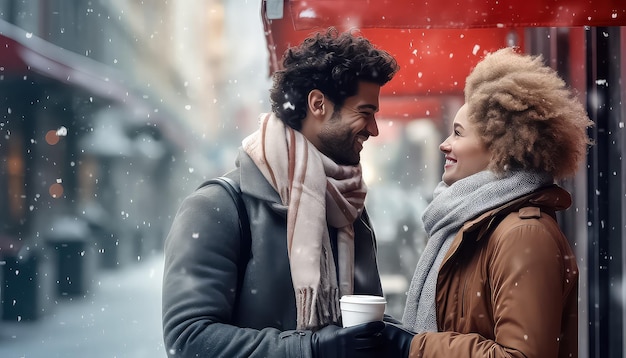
[242,113,367,330]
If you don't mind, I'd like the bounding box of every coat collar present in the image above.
[442,184,572,265]
[236,148,283,204]
[461,184,571,238]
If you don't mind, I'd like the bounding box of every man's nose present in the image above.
[367,119,379,137]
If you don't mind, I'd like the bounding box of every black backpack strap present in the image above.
[197,177,251,308]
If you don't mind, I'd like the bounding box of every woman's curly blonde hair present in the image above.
[465,47,594,180]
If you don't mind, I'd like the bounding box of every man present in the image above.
[162,27,399,358]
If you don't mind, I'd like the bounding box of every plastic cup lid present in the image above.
[340,295,387,304]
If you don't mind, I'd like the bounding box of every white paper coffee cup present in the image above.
[339,295,386,327]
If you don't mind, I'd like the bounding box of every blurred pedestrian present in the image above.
[162,27,399,358]
[378,47,593,358]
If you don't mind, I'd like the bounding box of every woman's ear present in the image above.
[308,89,326,117]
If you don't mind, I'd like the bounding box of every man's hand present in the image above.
[378,322,416,357]
[311,321,385,358]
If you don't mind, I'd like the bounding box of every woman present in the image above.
[379,47,593,357]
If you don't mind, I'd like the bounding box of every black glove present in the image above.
[378,322,416,358]
[311,321,385,358]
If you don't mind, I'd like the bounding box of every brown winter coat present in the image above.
[409,185,578,358]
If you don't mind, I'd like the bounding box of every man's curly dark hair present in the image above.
[269,27,399,130]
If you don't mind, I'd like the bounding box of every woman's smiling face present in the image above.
[439,104,491,185]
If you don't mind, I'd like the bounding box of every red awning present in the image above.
[265,23,522,96]
[262,0,626,120]
[283,0,626,30]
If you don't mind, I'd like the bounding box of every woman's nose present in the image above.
[439,137,451,153]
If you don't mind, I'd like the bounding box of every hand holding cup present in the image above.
[339,295,387,327]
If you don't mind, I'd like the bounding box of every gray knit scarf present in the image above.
[402,170,553,333]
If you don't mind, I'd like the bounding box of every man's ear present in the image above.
[308,89,326,117]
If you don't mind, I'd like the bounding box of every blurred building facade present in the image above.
[0,0,271,321]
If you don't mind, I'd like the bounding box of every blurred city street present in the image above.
[0,255,166,358]
[0,1,623,356]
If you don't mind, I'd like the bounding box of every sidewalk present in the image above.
[0,254,166,358]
